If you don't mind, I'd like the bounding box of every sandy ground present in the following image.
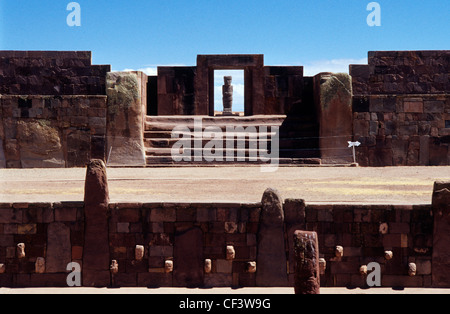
[1,166,449,204]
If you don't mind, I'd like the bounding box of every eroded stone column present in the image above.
[256,188,288,286]
[83,159,110,287]
[293,230,320,294]
[431,181,450,287]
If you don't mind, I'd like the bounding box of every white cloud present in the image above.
[303,58,368,76]
[120,67,158,76]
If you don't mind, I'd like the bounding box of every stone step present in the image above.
[144,137,318,150]
[145,115,288,125]
[143,130,280,139]
[144,115,318,131]
[145,156,321,166]
[145,147,319,159]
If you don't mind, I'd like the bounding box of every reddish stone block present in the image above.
[118,208,141,223]
[54,207,77,222]
[72,246,83,260]
[138,272,172,287]
[293,231,320,294]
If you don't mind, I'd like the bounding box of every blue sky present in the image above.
[1,0,448,74]
[2,0,447,111]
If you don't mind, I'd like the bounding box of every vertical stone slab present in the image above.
[173,227,204,287]
[106,71,147,166]
[46,222,71,273]
[284,199,306,284]
[314,73,353,164]
[432,181,450,287]
[83,159,110,287]
[256,188,288,286]
[293,230,320,294]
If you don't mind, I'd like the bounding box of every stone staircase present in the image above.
[144,115,320,166]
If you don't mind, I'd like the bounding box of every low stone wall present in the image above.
[1,188,446,288]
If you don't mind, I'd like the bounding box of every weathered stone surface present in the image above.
[335,246,344,258]
[46,222,71,273]
[284,199,306,276]
[408,263,417,276]
[431,181,450,287]
[173,227,204,287]
[106,71,146,166]
[35,257,45,274]
[256,188,288,286]
[246,261,257,273]
[16,120,65,168]
[110,260,119,274]
[16,243,25,259]
[204,259,212,273]
[293,230,320,294]
[165,260,174,273]
[135,245,144,261]
[83,159,110,287]
[315,73,353,164]
[226,245,235,260]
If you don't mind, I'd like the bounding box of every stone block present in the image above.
[293,231,320,294]
[431,183,450,287]
[173,227,203,287]
[54,207,77,222]
[46,222,71,273]
[424,100,444,113]
[256,188,288,287]
[83,159,110,287]
[16,120,65,168]
[17,224,36,235]
[150,208,176,222]
[116,222,130,233]
[216,259,233,273]
[404,99,424,113]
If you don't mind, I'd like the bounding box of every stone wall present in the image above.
[0,196,442,288]
[0,51,110,96]
[263,66,304,115]
[0,51,111,168]
[350,51,450,166]
[0,95,107,168]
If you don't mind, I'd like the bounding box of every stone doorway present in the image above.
[195,54,265,116]
[213,69,245,116]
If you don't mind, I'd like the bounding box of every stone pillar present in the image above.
[314,73,353,164]
[284,199,306,285]
[222,76,233,115]
[431,181,450,287]
[293,230,320,294]
[106,71,147,166]
[256,188,288,286]
[82,159,111,287]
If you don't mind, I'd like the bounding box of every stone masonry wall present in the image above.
[0,51,110,96]
[0,200,437,288]
[0,95,107,168]
[350,51,450,166]
[0,51,111,168]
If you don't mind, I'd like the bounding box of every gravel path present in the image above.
[0,166,449,204]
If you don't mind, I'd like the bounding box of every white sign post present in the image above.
[348,141,361,165]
